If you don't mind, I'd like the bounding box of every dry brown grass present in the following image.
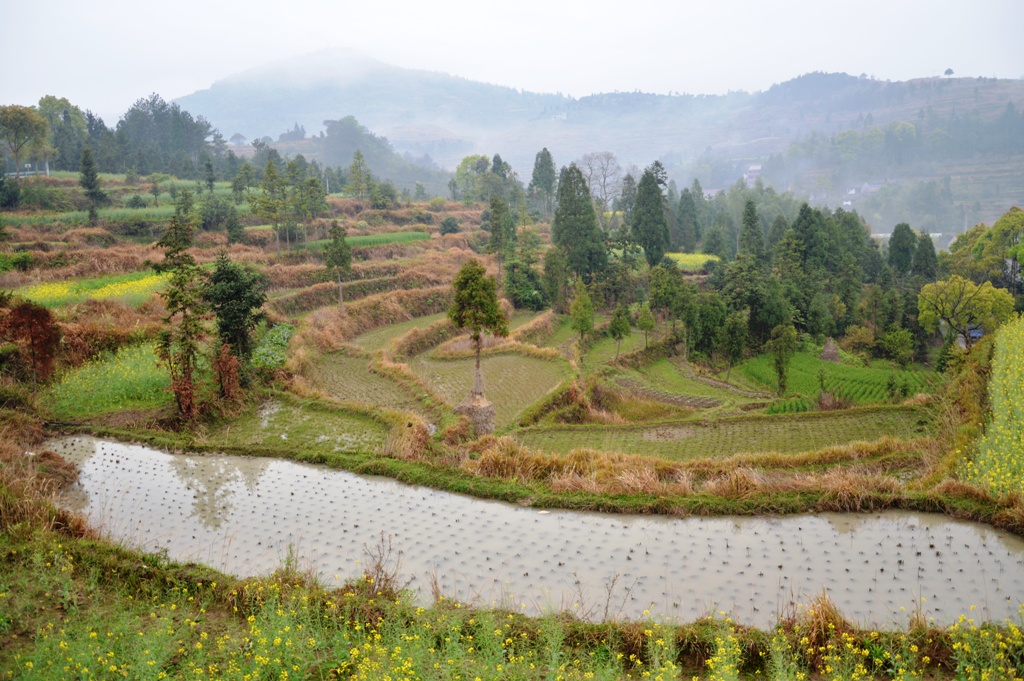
[0,441,91,536]
[702,468,766,500]
[508,311,555,344]
[385,318,458,361]
[382,415,433,461]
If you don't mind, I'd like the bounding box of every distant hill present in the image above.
[176,49,1024,231]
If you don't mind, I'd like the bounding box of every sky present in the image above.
[3,0,1022,124]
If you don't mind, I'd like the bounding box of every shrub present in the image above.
[251,323,295,372]
[440,216,460,235]
[410,208,433,224]
[125,194,147,209]
[428,196,446,211]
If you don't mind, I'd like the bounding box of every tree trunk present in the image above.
[338,273,344,308]
[476,337,481,371]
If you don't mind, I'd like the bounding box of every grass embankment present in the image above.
[2,437,1023,679]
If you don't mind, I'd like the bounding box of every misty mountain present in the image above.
[175,49,1024,229]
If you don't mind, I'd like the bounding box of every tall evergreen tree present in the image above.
[675,189,698,252]
[569,278,594,344]
[888,222,917,281]
[528,147,557,217]
[486,196,516,284]
[551,164,607,282]
[739,199,766,265]
[632,167,669,267]
[78,147,106,204]
[911,230,938,283]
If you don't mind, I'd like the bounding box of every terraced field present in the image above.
[737,352,935,404]
[352,313,449,351]
[309,354,429,416]
[408,353,570,427]
[515,406,931,460]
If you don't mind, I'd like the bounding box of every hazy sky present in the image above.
[3,0,1021,123]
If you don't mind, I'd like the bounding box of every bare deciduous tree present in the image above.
[576,151,622,229]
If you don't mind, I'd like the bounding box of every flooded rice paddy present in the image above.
[50,436,1024,627]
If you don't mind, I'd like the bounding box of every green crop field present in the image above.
[16,271,169,308]
[352,313,449,351]
[45,342,171,419]
[291,231,431,250]
[408,353,571,427]
[737,351,936,404]
[310,354,429,416]
[539,316,576,348]
[515,406,931,460]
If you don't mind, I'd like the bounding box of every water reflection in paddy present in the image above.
[51,436,1024,627]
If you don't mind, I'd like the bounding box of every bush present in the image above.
[125,194,147,209]
[428,196,446,211]
[251,323,295,372]
[410,208,433,224]
[440,217,460,235]
[877,326,915,367]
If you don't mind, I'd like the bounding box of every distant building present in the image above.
[743,165,762,187]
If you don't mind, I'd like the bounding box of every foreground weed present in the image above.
[46,342,170,418]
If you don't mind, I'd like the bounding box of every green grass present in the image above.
[515,406,932,460]
[664,252,721,271]
[583,328,645,367]
[408,353,571,428]
[352,312,449,351]
[205,396,387,455]
[15,270,169,308]
[311,354,430,416]
[291,231,431,250]
[539,316,577,348]
[737,351,936,404]
[638,359,749,401]
[45,343,171,419]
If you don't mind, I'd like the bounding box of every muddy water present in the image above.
[50,436,1024,627]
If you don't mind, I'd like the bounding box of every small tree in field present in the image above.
[569,278,594,345]
[154,190,207,419]
[205,252,266,361]
[766,323,798,395]
[609,304,631,360]
[324,220,352,308]
[448,259,508,372]
[721,309,748,381]
[636,302,655,348]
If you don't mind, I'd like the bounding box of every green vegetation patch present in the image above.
[638,358,750,401]
[515,406,931,460]
[294,231,431,250]
[352,312,448,351]
[738,351,935,404]
[207,397,387,455]
[311,353,429,416]
[16,270,169,308]
[965,315,1024,495]
[583,328,646,367]
[45,342,171,419]
[408,353,570,428]
[664,252,721,271]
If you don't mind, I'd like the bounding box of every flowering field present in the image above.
[16,271,168,308]
[45,342,171,418]
[965,315,1024,495]
[664,252,721,271]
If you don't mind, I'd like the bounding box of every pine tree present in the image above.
[888,223,917,281]
[632,167,669,267]
[79,147,106,204]
[551,164,607,282]
[739,200,766,265]
[911,230,938,283]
